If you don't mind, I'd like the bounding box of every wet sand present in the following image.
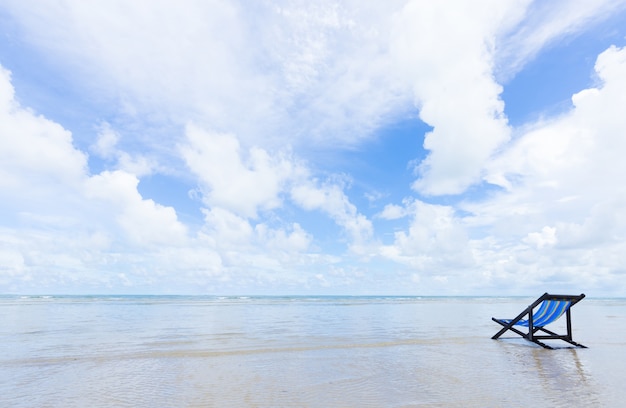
[1,296,624,407]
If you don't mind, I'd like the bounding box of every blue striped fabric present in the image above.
[503,300,571,327]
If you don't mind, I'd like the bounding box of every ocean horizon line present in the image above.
[2,293,622,300]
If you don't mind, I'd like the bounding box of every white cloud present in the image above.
[2,1,626,294]
[497,0,626,80]
[0,68,87,192]
[84,170,188,247]
[91,123,157,177]
[291,179,374,252]
[7,0,619,200]
[463,45,626,292]
[196,206,319,288]
[378,203,406,220]
[200,207,254,248]
[182,122,373,256]
[486,45,626,203]
[379,199,472,271]
[374,43,626,294]
[524,226,557,249]
[1,56,371,292]
[0,234,26,281]
[255,223,311,253]
[0,0,412,151]
[0,67,192,290]
[181,124,302,219]
[91,123,120,159]
[389,0,523,195]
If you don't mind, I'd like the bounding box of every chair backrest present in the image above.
[532,299,571,327]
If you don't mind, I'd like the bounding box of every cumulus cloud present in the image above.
[255,222,311,254]
[291,178,374,253]
[182,122,373,256]
[2,1,626,294]
[84,170,188,247]
[379,199,472,271]
[0,68,87,192]
[0,66,191,290]
[390,0,521,195]
[5,0,608,200]
[181,124,303,219]
[0,58,369,292]
[0,67,88,222]
[378,203,406,220]
[485,45,626,208]
[371,45,626,294]
[199,206,314,271]
[1,65,186,250]
[524,226,557,249]
[0,0,412,151]
[90,123,158,177]
[466,45,626,292]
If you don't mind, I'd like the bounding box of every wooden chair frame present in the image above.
[492,293,587,349]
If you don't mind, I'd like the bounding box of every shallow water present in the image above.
[1,295,624,407]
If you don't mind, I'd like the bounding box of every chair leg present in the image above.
[534,327,587,348]
[566,309,572,341]
[493,321,586,348]
[492,318,528,339]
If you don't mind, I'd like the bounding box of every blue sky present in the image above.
[1,0,626,295]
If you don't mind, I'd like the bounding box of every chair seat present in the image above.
[497,299,571,327]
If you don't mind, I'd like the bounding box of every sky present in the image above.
[1,0,626,296]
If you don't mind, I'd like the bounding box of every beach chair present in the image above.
[491,293,586,349]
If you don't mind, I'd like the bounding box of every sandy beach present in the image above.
[1,295,624,407]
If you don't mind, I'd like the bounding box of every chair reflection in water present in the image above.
[492,293,587,349]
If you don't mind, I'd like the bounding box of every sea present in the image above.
[1,295,625,407]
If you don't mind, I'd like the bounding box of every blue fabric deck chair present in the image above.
[492,293,586,349]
